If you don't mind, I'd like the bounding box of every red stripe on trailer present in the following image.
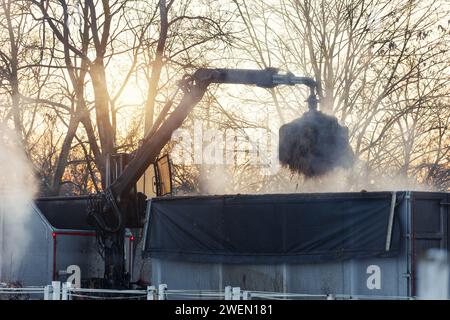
[53,231,96,237]
[129,236,134,276]
[52,233,57,281]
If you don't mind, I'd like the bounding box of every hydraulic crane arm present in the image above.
[109,73,207,202]
[110,68,318,201]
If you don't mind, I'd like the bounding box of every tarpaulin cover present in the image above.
[144,192,403,264]
[35,196,93,230]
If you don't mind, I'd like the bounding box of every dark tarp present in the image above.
[35,196,93,230]
[144,192,403,264]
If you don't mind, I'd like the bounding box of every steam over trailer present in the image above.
[143,191,449,299]
[0,196,133,287]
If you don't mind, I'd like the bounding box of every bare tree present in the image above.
[226,0,450,190]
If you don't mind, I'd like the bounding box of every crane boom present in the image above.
[110,68,317,200]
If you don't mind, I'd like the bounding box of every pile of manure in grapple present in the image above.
[278,109,354,177]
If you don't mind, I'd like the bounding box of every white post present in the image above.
[242,291,251,300]
[232,287,241,300]
[418,249,449,300]
[61,282,68,300]
[158,284,167,300]
[44,285,51,300]
[147,286,156,300]
[67,282,72,300]
[224,286,232,300]
[326,294,335,300]
[52,281,61,300]
[61,282,72,300]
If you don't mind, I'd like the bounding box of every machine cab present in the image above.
[136,154,173,198]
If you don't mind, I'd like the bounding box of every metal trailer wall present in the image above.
[0,197,122,286]
[1,201,53,286]
[146,191,449,298]
[34,197,105,286]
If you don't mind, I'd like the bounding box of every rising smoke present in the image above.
[272,164,433,193]
[0,125,36,284]
[197,163,432,196]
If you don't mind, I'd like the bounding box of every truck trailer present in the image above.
[143,191,449,299]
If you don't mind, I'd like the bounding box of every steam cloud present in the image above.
[271,166,432,194]
[278,109,354,177]
[0,125,36,285]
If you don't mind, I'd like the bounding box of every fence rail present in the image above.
[0,282,416,300]
[0,286,46,300]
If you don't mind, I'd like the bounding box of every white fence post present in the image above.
[224,286,232,300]
[44,285,52,300]
[52,281,61,301]
[61,282,72,300]
[61,282,68,300]
[147,286,156,300]
[418,249,449,300]
[242,291,251,300]
[158,284,167,300]
[67,282,73,300]
[232,287,241,300]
